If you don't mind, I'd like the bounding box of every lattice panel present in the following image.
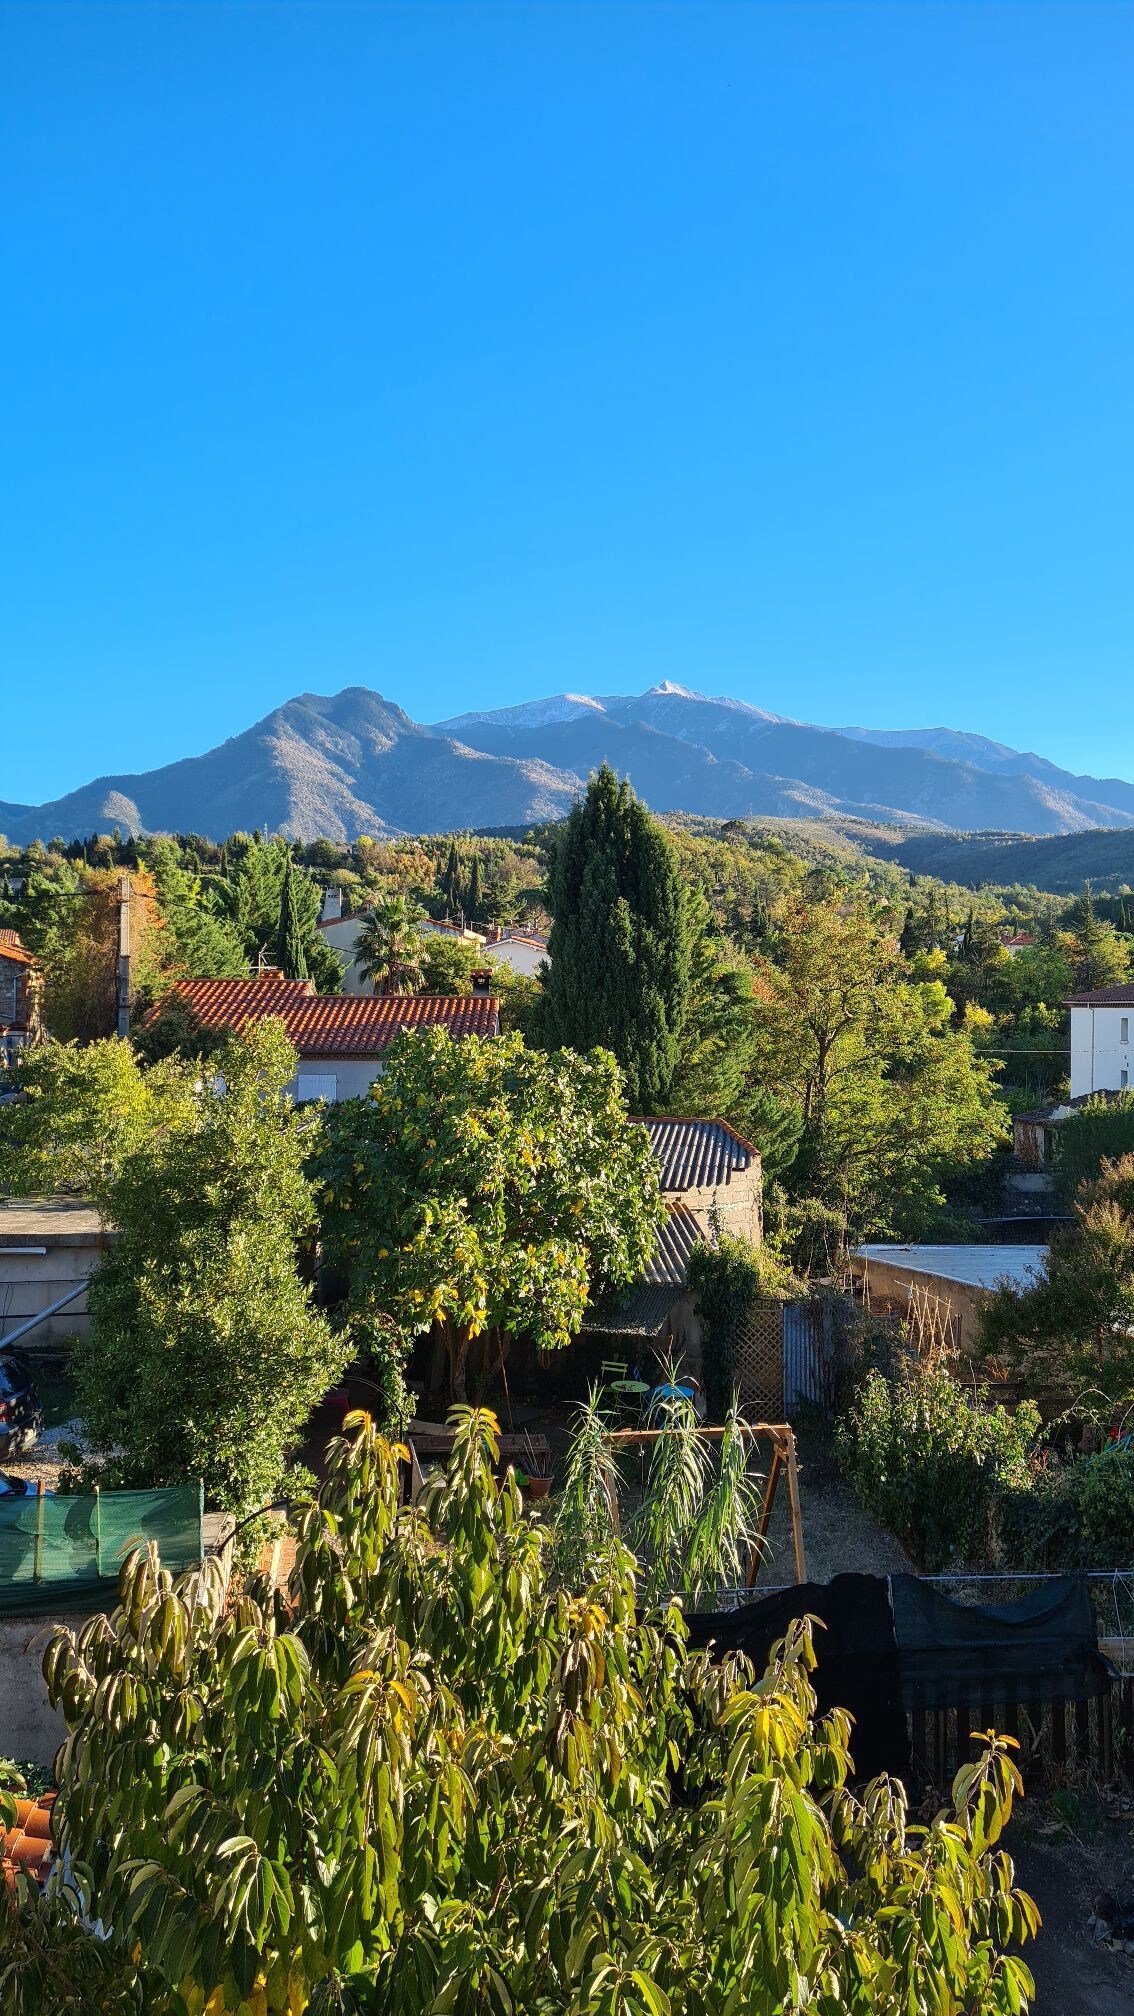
[733,1304,784,1417]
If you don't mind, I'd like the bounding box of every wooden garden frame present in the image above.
[603,1421,807,1588]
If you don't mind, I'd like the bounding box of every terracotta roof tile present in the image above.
[1,1791,55,1895]
[0,930,37,966]
[144,978,500,1057]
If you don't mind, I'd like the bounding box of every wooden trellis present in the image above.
[604,1420,807,1587]
[731,1304,785,1417]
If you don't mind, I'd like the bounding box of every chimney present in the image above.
[470,968,493,996]
[321,887,343,923]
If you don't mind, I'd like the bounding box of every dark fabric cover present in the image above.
[891,1574,1112,1710]
[686,1572,909,1781]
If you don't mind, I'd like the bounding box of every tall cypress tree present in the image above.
[442,839,461,911]
[275,859,309,981]
[541,765,690,1111]
[466,855,481,923]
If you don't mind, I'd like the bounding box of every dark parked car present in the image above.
[0,1472,51,1497]
[0,1354,44,1459]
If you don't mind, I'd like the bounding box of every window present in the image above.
[296,1072,338,1104]
[1122,1017,1130,1045]
[1123,1070,1130,1090]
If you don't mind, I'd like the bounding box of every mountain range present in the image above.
[4,683,1134,846]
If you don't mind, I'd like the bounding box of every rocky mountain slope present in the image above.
[3,682,1132,844]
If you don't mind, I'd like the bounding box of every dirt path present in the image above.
[1010,1815,1134,2016]
[758,1424,913,1586]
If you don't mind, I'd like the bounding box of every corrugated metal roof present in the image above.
[144,978,500,1057]
[855,1244,1047,1293]
[580,1283,683,1337]
[636,1116,755,1193]
[643,1204,703,1286]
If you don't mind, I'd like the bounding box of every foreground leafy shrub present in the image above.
[835,1367,1040,1570]
[1,1409,1038,2014]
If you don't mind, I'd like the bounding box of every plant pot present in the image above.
[525,1474,552,1500]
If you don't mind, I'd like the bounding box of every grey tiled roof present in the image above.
[637,1117,755,1193]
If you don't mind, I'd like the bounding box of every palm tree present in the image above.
[355,890,426,995]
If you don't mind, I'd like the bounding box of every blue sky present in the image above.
[2,1,1132,805]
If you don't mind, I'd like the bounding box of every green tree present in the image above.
[419,931,481,995]
[4,1410,1038,2013]
[0,1036,192,1197]
[217,838,341,993]
[751,898,1007,1239]
[980,1152,1134,1411]
[355,890,426,995]
[667,889,756,1123]
[465,852,482,922]
[441,836,461,909]
[1067,882,1129,993]
[77,1021,345,1514]
[145,837,248,979]
[274,857,310,981]
[542,766,690,1110]
[313,1028,662,1401]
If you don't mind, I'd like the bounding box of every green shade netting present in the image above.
[0,1483,203,1616]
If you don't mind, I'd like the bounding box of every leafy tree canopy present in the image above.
[0,1035,193,1197]
[314,1028,662,1400]
[75,1021,344,1513]
[751,897,1008,1241]
[3,1409,1038,2015]
[980,1151,1134,1413]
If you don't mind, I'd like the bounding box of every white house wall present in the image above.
[1070,1005,1134,1099]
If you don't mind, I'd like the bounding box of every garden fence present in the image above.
[0,1482,204,1616]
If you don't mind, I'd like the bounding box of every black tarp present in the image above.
[686,1573,909,1780]
[890,1574,1112,1710]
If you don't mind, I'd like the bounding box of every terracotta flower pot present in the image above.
[525,1474,552,1500]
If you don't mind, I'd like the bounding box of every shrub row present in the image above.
[835,1365,1134,1573]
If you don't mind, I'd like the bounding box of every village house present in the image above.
[1068,982,1134,1099]
[142,973,499,1102]
[0,1199,112,1346]
[0,929,41,1067]
[316,891,548,993]
[480,926,549,978]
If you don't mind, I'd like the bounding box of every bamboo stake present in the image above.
[747,1447,783,1588]
[33,1479,46,1584]
[784,1434,808,1583]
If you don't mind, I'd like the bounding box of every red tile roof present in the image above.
[0,930,36,966]
[146,976,500,1057]
[1,1791,55,1896]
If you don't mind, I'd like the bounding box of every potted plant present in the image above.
[518,1432,553,1501]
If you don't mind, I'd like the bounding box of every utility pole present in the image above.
[116,872,132,1037]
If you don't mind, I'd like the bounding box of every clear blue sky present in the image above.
[3,1,1132,805]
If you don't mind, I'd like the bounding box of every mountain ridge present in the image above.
[3,683,1133,846]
